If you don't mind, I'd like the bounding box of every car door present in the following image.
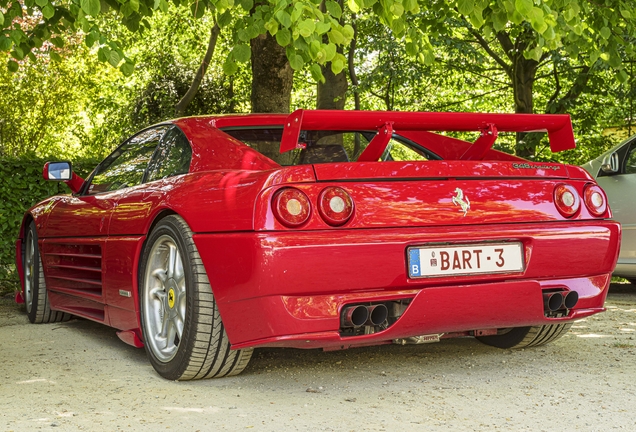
[105,126,192,328]
[108,126,192,237]
[41,127,166,322]
[596,140,636,276]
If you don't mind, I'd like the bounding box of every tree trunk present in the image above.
[175,23,220,117]
[250,31,294,164]
[317,0,347,111]
[250,32,293,113]
[513,55,539,157]
[547,66,591,114]
[317,66,348,110]
[347,16,360,111]
[347,15,361,156]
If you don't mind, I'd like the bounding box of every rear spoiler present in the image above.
[280,109,576,161]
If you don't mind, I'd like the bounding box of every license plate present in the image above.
[407,242,524,278]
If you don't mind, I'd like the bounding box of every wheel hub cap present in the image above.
[142,236,186,363]
[167,287,176,309]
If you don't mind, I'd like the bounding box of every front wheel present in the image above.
[139,215,252,380]
[476,323,572,349]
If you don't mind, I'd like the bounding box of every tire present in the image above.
[23,222,71,324]
[139,215,253,380]
[476,323,572,349]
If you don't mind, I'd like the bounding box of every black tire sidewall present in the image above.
[139,217,197,380]
[25,222,41,324]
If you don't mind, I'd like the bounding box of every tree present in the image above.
[175,22,221,116]
[0,49,128,158]
[316,0,347,110]
[3,0,636,141]
[414,1,636,156]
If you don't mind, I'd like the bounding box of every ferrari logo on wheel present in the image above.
[168,289,175,309]
[452,188,470,216]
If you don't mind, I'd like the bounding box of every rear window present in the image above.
[222,128,436,166]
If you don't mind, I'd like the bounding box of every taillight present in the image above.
[554,183,580,218]
[318,187,354,226]
[272,188,311,227]
[583,184,607,217]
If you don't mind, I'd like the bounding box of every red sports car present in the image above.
[15,110,620,380]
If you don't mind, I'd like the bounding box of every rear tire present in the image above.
[24,222,71,324]
[139,215,253,380]
[476,323,572,349]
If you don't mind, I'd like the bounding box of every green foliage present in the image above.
[131,55,238,125]
[2,0,635,93]
[127,8,247,125]
[0,156,98,294]
[0,50,132,159]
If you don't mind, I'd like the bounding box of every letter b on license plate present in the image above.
[408,242,524,278]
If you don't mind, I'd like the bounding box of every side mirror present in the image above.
[43,161,73,181]
[42,161,85,194]
[600,152,620,174]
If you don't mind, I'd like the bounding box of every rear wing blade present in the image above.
[280,109,576,157]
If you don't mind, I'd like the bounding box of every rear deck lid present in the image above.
[312,160,572,181]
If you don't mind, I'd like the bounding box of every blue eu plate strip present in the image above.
[409,249,421,277]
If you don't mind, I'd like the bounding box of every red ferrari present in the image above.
[15,110,620,380]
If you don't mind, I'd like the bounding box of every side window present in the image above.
[625,144,636,174]
[86,127,168,195]
[145,127,192,182]
[383,139,430,161]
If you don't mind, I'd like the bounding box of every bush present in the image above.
[0,156,98,295]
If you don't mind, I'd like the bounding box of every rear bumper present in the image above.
[193,220,620,349]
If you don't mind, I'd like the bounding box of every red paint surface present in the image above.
[193,221,618,347]
[280,110,575,153]
[14,111,620,351]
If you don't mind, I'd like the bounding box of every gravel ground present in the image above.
[1,283,636,431]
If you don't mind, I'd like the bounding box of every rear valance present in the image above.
[280,109,576,157]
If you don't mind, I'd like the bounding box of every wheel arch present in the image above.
[135,208,179,296]
[16,196,64,294]
[15,213,36,295]
[133,210,230,338]
[136,211,254,379]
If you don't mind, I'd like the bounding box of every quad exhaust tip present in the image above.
[544,292,564,312]
[366,304,388,326]
[543,290,578,313]
[341,304,388,328]
[341,305,369,328]
[563,290,578,309]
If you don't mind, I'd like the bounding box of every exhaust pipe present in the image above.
[543,292,564,312]
[341,305,369,328]
[563,290,579,309]
[366,304,388,326]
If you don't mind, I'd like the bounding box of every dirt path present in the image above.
[1,284,636,431]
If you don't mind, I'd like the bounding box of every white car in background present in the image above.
[583,137,636,284]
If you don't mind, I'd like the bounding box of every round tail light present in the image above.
[272,187,311,227]
[318,187,354,226]
[554,183,580,218]
[583,184,607,217]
